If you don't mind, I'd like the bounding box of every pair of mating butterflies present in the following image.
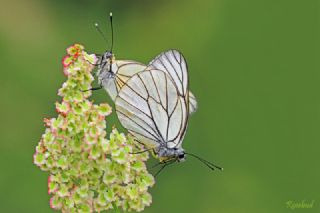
[95,49,222,172]
[91,13,221,172]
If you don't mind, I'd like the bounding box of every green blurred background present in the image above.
[0,0,318,212]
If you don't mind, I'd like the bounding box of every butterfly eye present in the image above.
[178,154,185,159]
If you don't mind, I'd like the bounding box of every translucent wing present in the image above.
[115,69,188,149]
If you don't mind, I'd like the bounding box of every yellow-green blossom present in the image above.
[34,44,155,212]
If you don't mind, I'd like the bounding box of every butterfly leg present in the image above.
[154,164,167,177]
[154,160,176,177]
[128,137,154,154]
[151,161,163,169]
[81,85,103,92]
[129,148,153,155]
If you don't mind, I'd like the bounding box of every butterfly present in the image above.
[92,13,221,174]
[114,50,222,174]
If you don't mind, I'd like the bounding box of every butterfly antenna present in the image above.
[154,164,167,177]
[185,152,223,171]
[94,22,108,44]
[109,12,114,52]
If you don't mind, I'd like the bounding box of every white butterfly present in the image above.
[96,50,198,115]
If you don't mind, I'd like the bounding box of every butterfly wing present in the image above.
[148,49,198,114]
[115,69,188,149]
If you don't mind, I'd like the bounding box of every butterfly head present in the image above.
[176,148,186,162]
[102,50,113,60]
[98,50,112,68]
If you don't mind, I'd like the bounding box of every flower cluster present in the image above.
[33,44,155,212]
